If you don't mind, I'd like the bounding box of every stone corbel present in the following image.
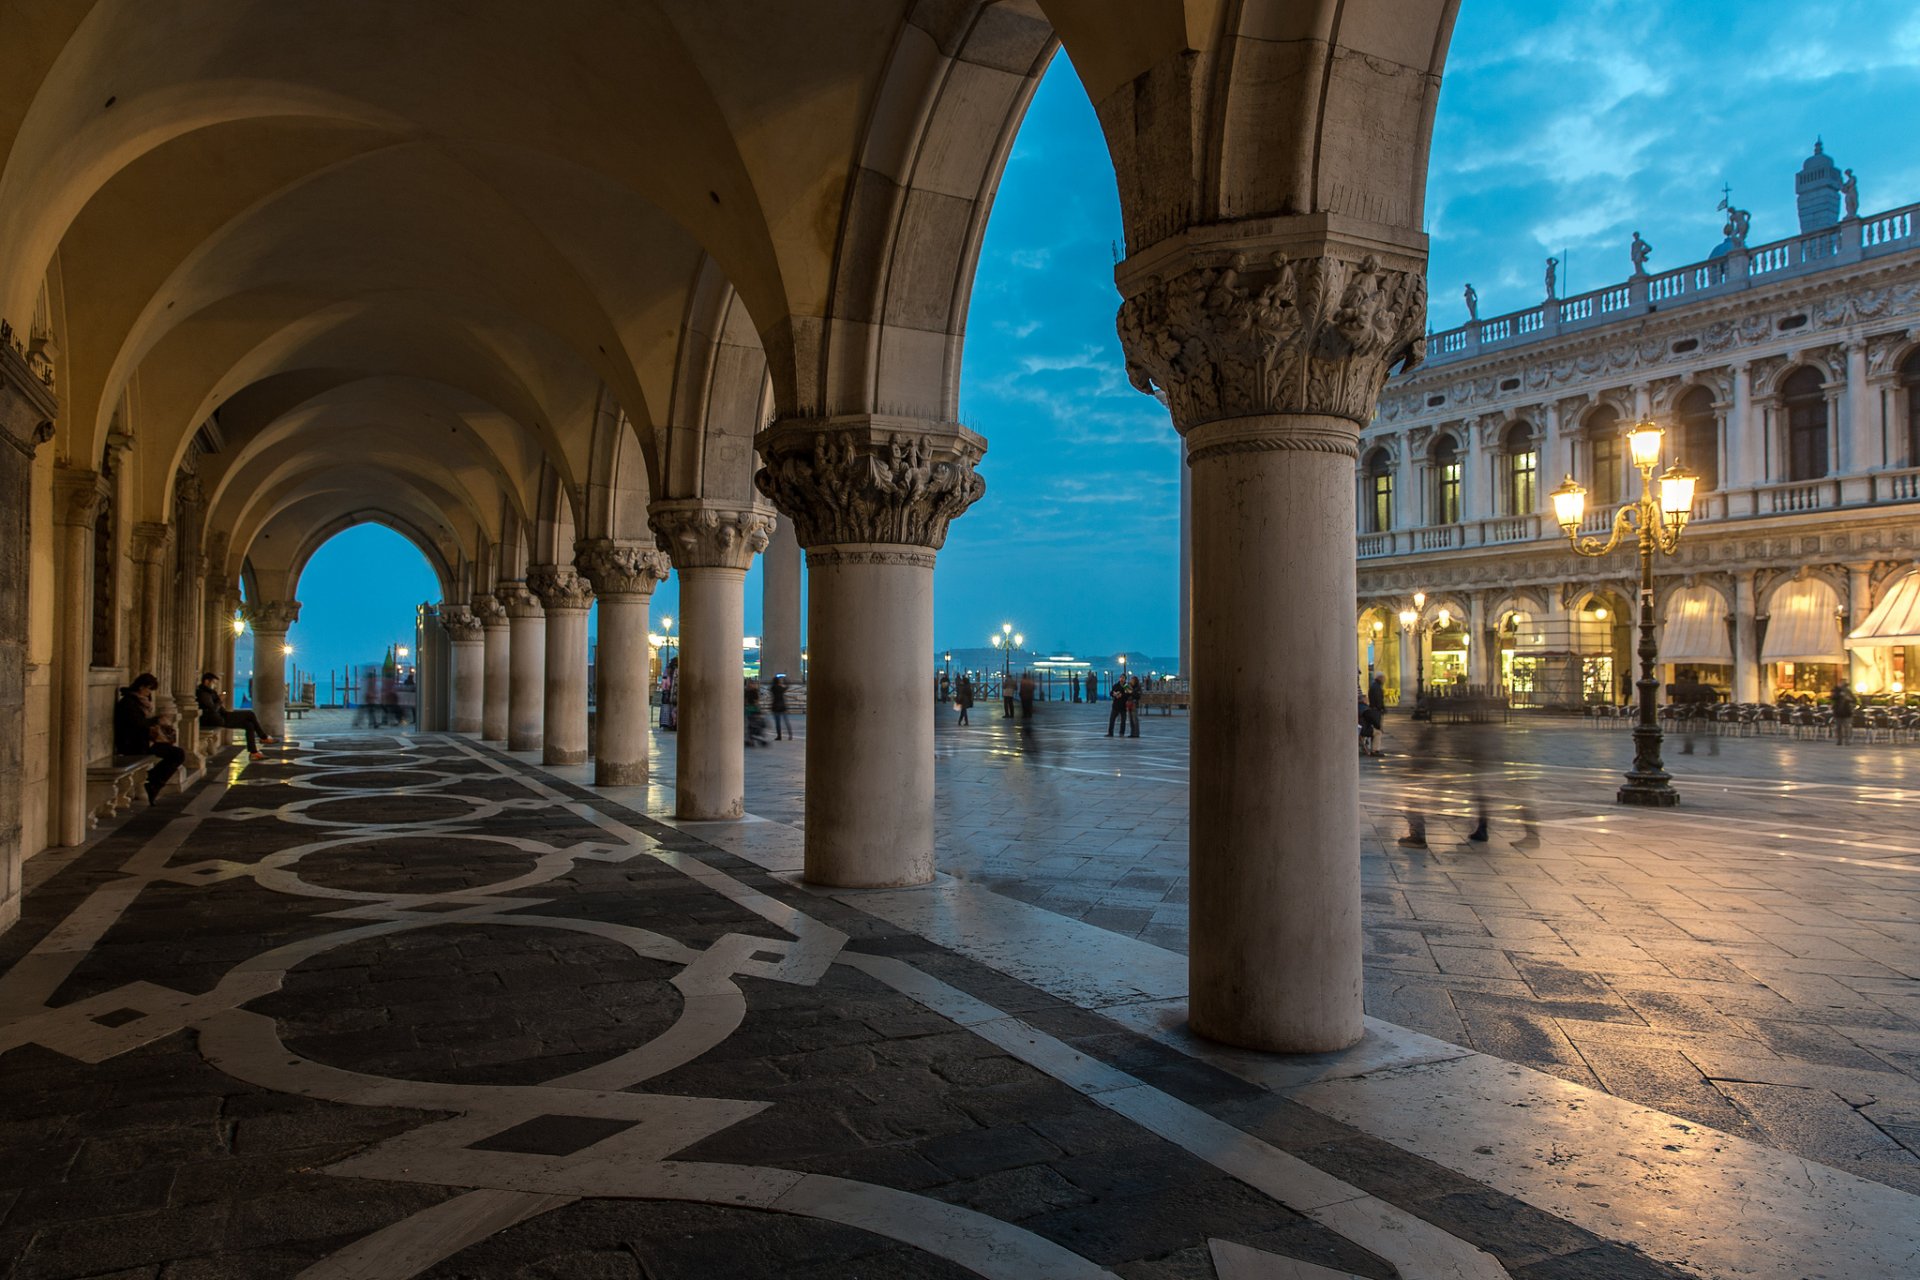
[754,417,985,552]
[650,497,778,569]
[526,563,594,614]
[574,538,671,598]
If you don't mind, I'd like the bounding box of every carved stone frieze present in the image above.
[754,418,985,551]
[806,548,939,571]
[440,605,484,644]
[1116,250,1427,430]
[574,538,671,597]
[527,564,594,613]
[247,599,300,632]
[496,581,542,620]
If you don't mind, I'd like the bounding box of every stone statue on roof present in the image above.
[1723,206,1751,249]
[1544,257,1557,299]
[1464,282,1478,321]
[1841,169,1860,220]
[1630,231,1653,275]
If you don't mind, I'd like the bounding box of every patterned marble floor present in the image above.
[1,726,1915,1278]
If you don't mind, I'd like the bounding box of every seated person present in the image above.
[114,673,186,803]
[195,672,275,758]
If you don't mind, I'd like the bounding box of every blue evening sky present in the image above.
[281,0,1919,677]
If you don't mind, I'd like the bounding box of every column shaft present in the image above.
[761,516,803,680]
[503,587,545,753]
[803,549,935,885]
[541,606,591,766]
[448,640,484,732]
[253,629,289,737]
[675,567,746,819]
[593,593,654,784]
[477,598,510,741]
[52,467,103,847]
[1733,570,1760,703]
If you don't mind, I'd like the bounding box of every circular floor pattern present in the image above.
[291,837,545,896]
[276,791,499,828]
[292,768,462,793]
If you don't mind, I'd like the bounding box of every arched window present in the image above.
[1901,350,1920,467]
[1501,421,1538,515]
[1430,435,1461,525]
[1675,386,1718,492]
[1364,448,1394,533]
[1783,366,1828,481]
[1586,405,1623,505]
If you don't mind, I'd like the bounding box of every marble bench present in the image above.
[84,756,153,827]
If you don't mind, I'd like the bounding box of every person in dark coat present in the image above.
[955,674,974,725]
[115,673,185,803]
[1086,671,1099,703]
[769,674,792,740]
[195,672,274,758]
[1018,671,1036,735]
[1368,673,1387,720]
[1127,675,1143,737]
[1107,679,1128,737]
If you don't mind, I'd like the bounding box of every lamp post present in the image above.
[1399,592,1450,720]
[1549,420,1697,807]
[659,615,675,664]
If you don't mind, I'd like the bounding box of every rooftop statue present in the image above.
[1464,282,1479,321]
[1841,169,1860,220]
[1630,231,1653,275]
[1544,256,1557,299]
[1723,206,1751,249]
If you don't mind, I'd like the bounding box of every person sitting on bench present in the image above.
[115,673,186,803]
[195,672,275,758]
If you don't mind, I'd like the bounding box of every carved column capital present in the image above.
[52,464,107,528]
[247,599,300,632]
[471,595,508,628]
[129,521,173,566]
[754,416,987,551]
[575,538,671,597]
[0,319,59,460]
[440,604,484,643]
[1115,234,1427,446]
[527,563,594,613]
[496,581,543,620]
[649,498,777,571]
[173,471,205,511]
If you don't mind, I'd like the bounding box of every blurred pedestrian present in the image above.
[770,674,792,740]
[1107,678,1127,737]
[1832,680,1857,745]
[1018,670,1036,736]
[956,673,974,725]
[1127,674,1143,737]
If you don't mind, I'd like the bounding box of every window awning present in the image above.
[1762,578,1844,663]
[1847,570,1920,649]
[1660,587,1731,663]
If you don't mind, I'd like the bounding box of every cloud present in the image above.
[1009,246,1053,270]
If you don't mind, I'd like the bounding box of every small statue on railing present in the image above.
[1464,282,1479,322]
[1841,169,1860,220]
[1630,231,1654,275]
[1723,206,1751,250]
[1544,256,1558,299]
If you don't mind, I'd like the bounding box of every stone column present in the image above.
[1,334,57,923]
[1728,362,1756,489]
[201,541,231,691]
[1461,421,1485,521]
[167,476,205,773]
[1393,433,1417,531]
[474,595,510,741]
[650,500,775,820]
[1117,233,1427,1053]
[1845,341,1874,474]
[128,522,171,679]
[442,605,485,733]
[247,600,300,738]
[51,466,105,846]
[1468,592,1491,688]
[1732,569,1760,703]
[758,419,984,883]
[218,587,240,697]
[528,563,594,766]
[1847,562,1879,690]
[1396,620,1417,708]
[498,582,544,752]
[576,539,670,785]
[760,516,803,682]
[1540,402,1564,488]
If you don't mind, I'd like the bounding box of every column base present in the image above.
[595,760,648,787]
[543,747,587,767]
[508,734,542,754]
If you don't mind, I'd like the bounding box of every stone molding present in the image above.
[247,599,300,633]
[440,605,484,644]
[649,498,777,570]
[527,564,594,613]
[575,538,671,597]
[0,320,58,459]
[755,417,986,551]
[129,521,173,565]
[1116,248,1427,430]
[1184,415,1360,464]
[471,595,508,628]
[805,546,938,571]
[51,464,106,528]
[496,581,542,621]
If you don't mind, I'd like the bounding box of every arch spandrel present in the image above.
[227,469,478,596]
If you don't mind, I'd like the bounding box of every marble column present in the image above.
[498,582,545,752]
[128,522,171,679]
[650,500,774,820]
[576,539,670,785]
[1847,562,1879,690]
[757,419,984,883]
[1845,341,1875,474]
[51,466,105,847]
[247,600,300,738]
[1733,569,1760,703]
[167,476,206,774]
[1467,592,1491,688]
[528,563,594,766]
[441,605,485,733]
[1117,235,1427,1053]
[1396,621,1417,708]
[761,516,803,681]
[1,338,57,925]
[474,595,510,741]
[1729,361,1756,489]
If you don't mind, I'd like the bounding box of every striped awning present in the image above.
[1847,570,1920,649]
[1660,586,1731,663]
[1762,578,1844,663]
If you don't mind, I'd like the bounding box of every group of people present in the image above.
[945,670,1147,738]
[744,674,792,746]
[351,669,414,727]
[114,671,275,805]
[1356,671,1537,849]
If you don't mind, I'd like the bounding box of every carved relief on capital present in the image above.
[52,464,106,527]
[496,581,542,620]
[649,498,777,570]
[129,521,173,566]
[247,599,300,633]
[754,418,986,551]
[1116,248,1427,432]
[173,471,204,511]
[440,604,484,643]
[471,594,508,627]
[575,538,671,597]
[527,563,594,613]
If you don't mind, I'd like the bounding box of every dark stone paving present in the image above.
[0,734,1696,1278]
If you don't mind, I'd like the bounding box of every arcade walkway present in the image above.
[0,729,1915,1279]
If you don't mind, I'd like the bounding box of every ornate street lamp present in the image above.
[659,615,676,664]
[1549,420,1697,807]
[1399,592,1451,719]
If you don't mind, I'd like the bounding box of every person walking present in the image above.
[1832,679,1858,745]
[1018,670,1036,736]
[769,674,792,740]
[115,673,186,803]
[745,678,770,747]
[1369,673,1387,722]
[1127,674,1143,737]
[1086,671,1099,704]
[956,673,974,725]
[659,658,678,730]
[1107,678,1128,737]
[196,672,275,758]
[1001,672,1016,719]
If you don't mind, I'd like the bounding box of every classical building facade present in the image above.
[1356,145,1920,709]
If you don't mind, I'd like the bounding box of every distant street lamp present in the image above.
[659,615,676,663]
[231,612,247,638]
[1399,592,1451,720]
[1549,419,1697,807]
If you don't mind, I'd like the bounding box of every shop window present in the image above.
[1783,366,1828,481]
[1675,386,1718,492]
